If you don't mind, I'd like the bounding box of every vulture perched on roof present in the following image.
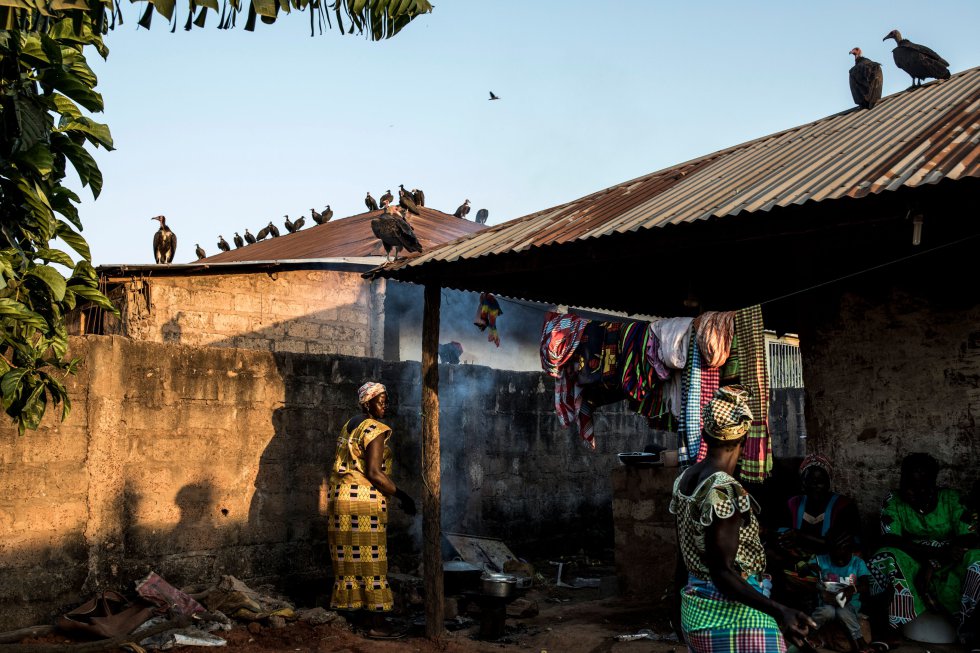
[292,215,306,232]
[256,225,270,240]
[475,208,489,225]
[398,185,421,216]
[244,229,256,244]
[151,216,176,264]
[268,222,280,238]
[233,232,245,249]
[848,48,883,109]
[217,236,230,252]
[412,188,425,207]
[365,192,379,211]
[195,244,206,260]
[380,189,394,207]
[883,30,950,87]
[453,199,471,219]
[312,206,333,225]
[284,215,296,233]
[371,205,423,263]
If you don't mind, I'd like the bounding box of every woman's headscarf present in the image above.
[357,382,386,406]
[799,453,832,481]
[701,385,753,441]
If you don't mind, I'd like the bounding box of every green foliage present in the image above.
[0,23,117,434]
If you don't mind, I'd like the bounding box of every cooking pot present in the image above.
[481,572,517,598]
[443,559,482,595]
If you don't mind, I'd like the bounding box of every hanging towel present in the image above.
[651,317,694,369]
[678,323,702,464]
[734,305,772,483]
[473,293,503,347]
[540,311,592,448]
[645,323,672,381]
[694,366,721,462]
[694,311,735,368]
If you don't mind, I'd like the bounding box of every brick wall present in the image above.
[0,336,655,630]
[99,270,381,358]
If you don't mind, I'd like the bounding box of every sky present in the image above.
[80,1,980,265]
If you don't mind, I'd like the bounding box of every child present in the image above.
[809,533,873,653]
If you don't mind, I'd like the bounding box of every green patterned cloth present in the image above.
[733,305,772,482]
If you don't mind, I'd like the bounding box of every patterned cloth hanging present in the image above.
[473,293,503,346]
[540,311,592,447]
[734,305,772,483]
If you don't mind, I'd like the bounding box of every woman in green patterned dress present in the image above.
[671,386,814,652]
[868,453,980,649]
[326,382,416,638]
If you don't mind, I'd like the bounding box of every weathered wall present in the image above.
[98,270,382,358]
[799,256,980,524]
[0,336,654,630]
[611,466,677,599]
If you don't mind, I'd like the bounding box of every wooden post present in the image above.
[421,283,444,639]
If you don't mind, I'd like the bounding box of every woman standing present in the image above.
[326,382,416,638]
[671,386,814,652]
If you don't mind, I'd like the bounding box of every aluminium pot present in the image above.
[481,572,517,598]
[443,559,482,595]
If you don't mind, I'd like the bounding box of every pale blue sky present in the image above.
[83,1,980,264]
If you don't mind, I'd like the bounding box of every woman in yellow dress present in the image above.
[326,381,416,638]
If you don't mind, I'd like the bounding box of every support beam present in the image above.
[421,283,444,639]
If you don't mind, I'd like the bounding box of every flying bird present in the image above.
[217,236,230,252]
[380,189,394,207]
[244,229,256,244]
[475,208,489,225]
[412,188,425,207]
[195,244,206,260]
[371,204,423,263]
[453,199,471,219]
[489,91,500,100]
[848,48,883,109]
[233,232,245,249]
[151,215,176,264]
[365,192,379,211]
[398,184,421,216]
[883,29,950,87]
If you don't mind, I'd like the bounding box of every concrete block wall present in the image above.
[0,336,654,630]
[611,466,677,599]
[106,270,380,358]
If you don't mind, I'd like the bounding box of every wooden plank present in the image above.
[421,283,444,640]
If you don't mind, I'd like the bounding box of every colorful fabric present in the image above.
[870,489,980,627]
[652,317,694,369]
[733,305,772,483]
[681,577,786,652]
[327,417,395,612]
[702,385,753,441]
[787,492,861,543]
[473,292,502,346]
[678,324,702,463]
[619,320,666,419]
[540,311,588,376]
[670,470,766,582]
[645,323,672,381]
[695,366,721,462]
[800,453,833,480]
[812,554,871,612]
[357,382,386,406]
[695,311,735,369]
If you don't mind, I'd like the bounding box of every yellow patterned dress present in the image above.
[326,416,394,612]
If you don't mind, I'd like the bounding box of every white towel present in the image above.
[651,317,694,370]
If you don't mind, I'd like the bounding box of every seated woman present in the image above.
[868,453,980,650]
[771,454,862,604]
[671,386,814,652]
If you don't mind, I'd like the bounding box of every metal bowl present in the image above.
[481,572,517,598]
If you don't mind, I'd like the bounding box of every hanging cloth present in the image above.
[694,366,721,462]
[540,311,591,447]
[678,323,702,464]
[694,311,735,369]
[734,304,772,483]
[473,293,503,346]
[645,323,672,381]
[651,317,694,369]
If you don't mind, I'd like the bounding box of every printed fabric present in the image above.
[694,311,735,369]
[733,305,772,482]
[682,577,786,653]
[540,311,590,444]
[473,292,503,346]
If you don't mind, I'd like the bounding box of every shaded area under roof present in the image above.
[199,207,485,263]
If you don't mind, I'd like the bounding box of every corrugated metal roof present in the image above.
[383,66,980,273]
[199,207,485,263]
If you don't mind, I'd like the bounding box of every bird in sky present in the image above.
[848,48,883,109]
[489,91,500,100]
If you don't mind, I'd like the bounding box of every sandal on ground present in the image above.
[366,627,408,640]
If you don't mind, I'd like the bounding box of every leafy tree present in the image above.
[0,0,432,434]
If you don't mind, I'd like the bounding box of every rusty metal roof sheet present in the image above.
[383,66,980,273]
[199,207,485,263]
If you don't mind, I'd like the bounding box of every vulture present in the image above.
[244,229,256,245]
[453,199,471,219]
[438,341,464,365]
[284,215,296,233]
[233,232,245,249]
[380,189,394,207]
[412,188,425,207]
[195,244,206,260]
[883,30,950,87]
[475,208,489,225]
[489,91,500,100]
[256,225,270,241]
[292,215,306,232]
[312,206,333,225]
[268,221,281,238]
[365,192,379,211]
[371,205,423,263]
[848,48,883,109]
[398,185,421,216]
[151,215,176,264]
[217,236,230,252]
